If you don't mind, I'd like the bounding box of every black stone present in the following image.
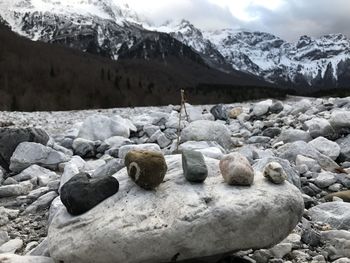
[182,150,208,183]
[0,128,49,171]
[210,104,229,122]
[60,173,119,215]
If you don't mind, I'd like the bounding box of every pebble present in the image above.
[181,150,208,183]
[125,150,167,189]
[263,162,287,184]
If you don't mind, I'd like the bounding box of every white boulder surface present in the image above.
[77,114,131,141]
[48,155,303,263]
[9,142,70,173]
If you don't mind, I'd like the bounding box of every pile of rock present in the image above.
[2,96,350,262]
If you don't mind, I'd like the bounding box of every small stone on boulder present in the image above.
[182,150,208,183]
[125,150,167,190]
[263,162,287,184]
[60,173,119,215]
[219,153,254,186]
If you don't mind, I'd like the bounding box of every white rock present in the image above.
[291,99,312,115]
[304,118,335,139]
[10,142,70,173]
[0,254,54,263]
[252,99,272,116]
[48,155,303,263]
[309,137,341,160]
[0,238,23,253]
[309,202,350,229]
[24,191,58,214]
[178,141,225,160]
[314,172,337,188]
[263,162,287,184]
[59,156,86,193]
[118,143,161,159]
[296,155,321,172]
[78,114,130,141]
[330,110,350,132]
[269,243,292,259]
[180,120,233,149]
[0,182,33,198]
[104,136,132,149]
[12,165,57,182]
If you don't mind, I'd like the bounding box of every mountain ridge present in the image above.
[1,0,350,91]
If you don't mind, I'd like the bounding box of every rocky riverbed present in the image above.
[1,96,350,263]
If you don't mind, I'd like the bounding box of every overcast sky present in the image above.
[120,0,350,41]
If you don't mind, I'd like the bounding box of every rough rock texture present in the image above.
[180,120,233,149]
[48,155,303,263]
[308,202,350,230]
[125,150,167,190]
[0,128,49,171]
[60,173,119,215]
[0,254,54,263]
[10,142,69,173]
[78,115,131,141]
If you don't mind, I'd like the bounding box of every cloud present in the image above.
[122,0,350,41]
[241,0,350,40]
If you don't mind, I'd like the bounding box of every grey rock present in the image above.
[247,136,271,144]
[275,129,312,143]
[330,110,350,134]
[0,128,49,171]
[0,254,54,263]
[309,202,350,230]
[78,114,131,141]
[262,127,281,138]
[59,156,86,193]
[2,177,18,185]
[336,135,350,162]
[314,172,337,188]
[270,101,284,114]
[0,231,9,246]
[304,118,335,139]
[269,243,292,259]
[72,138,95,157]
[10,142,70,173]
[0,238,23,253]
[24,191,58,214]
[210,104,229,121]
[92,159,124,178]
[0,182,33,198]
[182,150,208,183]
[309,137,340,160]
[291,99,312,115]
[12,165,57,182]
[150,130,172,148]
[27,237,50,257]
[27,187,50,200]
[180,120,233,149]
[252,99,272,116]
[296,155,321,172]
[276,141,340,172]
[143,124,160,137]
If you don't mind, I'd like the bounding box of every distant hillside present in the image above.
[0,25,282,111]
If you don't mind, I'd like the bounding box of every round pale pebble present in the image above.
[263,162,287,184]
[219,153,254,186]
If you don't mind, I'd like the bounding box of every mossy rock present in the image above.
[125,150,167,190]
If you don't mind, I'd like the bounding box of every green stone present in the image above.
[182,150,208,183]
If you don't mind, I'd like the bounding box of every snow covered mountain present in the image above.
[157,20,350,90]
[1,0,350,90]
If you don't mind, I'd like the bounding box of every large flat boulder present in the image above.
[48,155,303,263]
